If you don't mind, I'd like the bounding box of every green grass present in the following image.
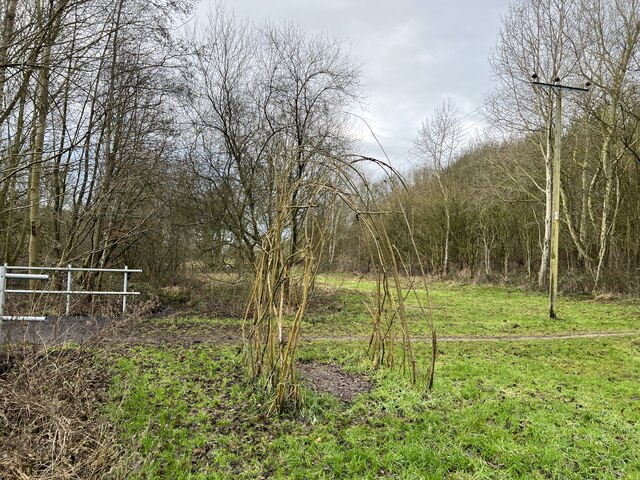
[107,337,640,479]
[149,276,639,339]
[104,277,640,478]
[302,275,640,338]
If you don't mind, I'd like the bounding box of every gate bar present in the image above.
[6,289,140,295]
[7,266,142,273]
[6,273,49,280]
[1,316,46,322]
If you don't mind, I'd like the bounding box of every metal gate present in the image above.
[0,264,142,322]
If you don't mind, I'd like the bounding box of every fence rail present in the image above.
[0,264,141,322]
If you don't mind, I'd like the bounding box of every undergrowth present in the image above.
[0,343,120,479]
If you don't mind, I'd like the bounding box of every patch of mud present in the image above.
[298,362,371,402]
[1,315,244,347]
[0,316,112,345]
[107,317,242,346]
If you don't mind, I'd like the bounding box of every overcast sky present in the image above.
[194,0,511,172]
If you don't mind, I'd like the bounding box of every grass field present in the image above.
[300,274,640,338]
[102,278,640,479]
[105,338,640,479]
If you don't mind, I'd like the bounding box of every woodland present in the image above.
[0,0,638,293]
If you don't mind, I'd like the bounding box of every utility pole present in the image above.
[531,75,589,319]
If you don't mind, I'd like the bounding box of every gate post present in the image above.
[0,263,6,318]
[122,265,129,313]
[65,264,72,316]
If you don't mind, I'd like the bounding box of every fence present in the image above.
[0,264,142,322]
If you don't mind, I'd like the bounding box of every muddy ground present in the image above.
[3,313,636,401]
[1,315,374,401]
[298,361,372,401]
[0,316,112,345]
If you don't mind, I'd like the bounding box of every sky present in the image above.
[193,0,511,172]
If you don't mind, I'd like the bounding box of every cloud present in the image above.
[196,0,509,170]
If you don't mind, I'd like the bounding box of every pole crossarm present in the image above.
[532,81,590,92]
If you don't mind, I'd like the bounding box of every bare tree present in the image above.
[573,0,640,289]
[487,0,580,287]
[413,99,461,276]
[0,0,195,292]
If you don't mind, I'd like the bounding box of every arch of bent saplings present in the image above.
[242,148,437,414]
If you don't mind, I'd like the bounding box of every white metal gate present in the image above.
[0,264,142,322]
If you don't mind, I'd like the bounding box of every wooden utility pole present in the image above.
[549,86,562,319]
[532,76,589,318]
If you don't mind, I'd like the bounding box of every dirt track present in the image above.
[303,331,640,343]
[0,316,112,345]
[2,314,638,346]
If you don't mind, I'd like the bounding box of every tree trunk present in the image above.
[538,100,554,287]
[0,0,19,109]
[443,201,450,276]
[28,40,53,279]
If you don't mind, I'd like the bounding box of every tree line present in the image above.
[0,0,638,293]
[378,0,640,293]
[0,0,197,289]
